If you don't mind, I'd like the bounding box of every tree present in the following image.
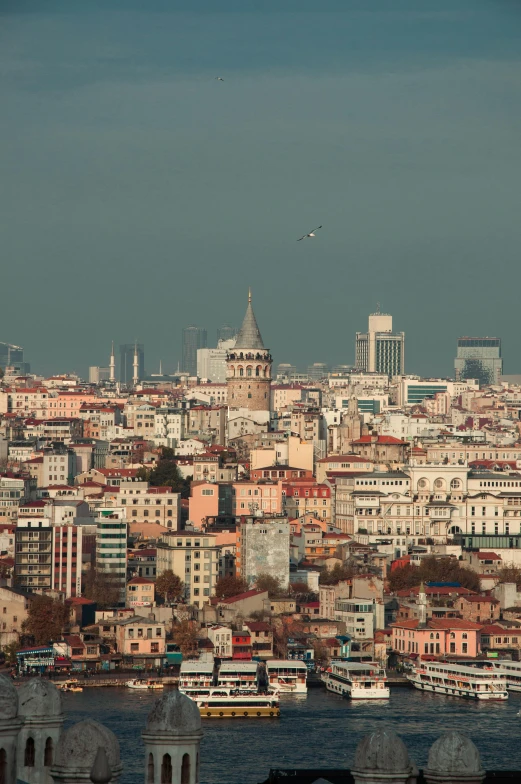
[214,575,249,599]
[2,640,21,665]
[319,562,356,585]
[83,567,121,610]
[496,566,521,590]
[155,570,184,604]
[255,573,283,598]
[273,616,304,658]
[22,596,70,645]
[172,619,199,656]
[388,556,480,593]
[147,458,191,498]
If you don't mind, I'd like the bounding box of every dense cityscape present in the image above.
[1,295,521,780]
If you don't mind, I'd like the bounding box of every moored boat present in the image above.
[407,661,508,700]
[194,688,280,718]
[126,679,163,690]
[58,680,83,693]
[178,661,214,698]
[322,661,389,699]
[266,660,307,694]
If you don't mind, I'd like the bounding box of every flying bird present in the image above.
[215,76,224,81]
[297,225,322,241]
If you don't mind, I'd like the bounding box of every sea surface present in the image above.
[63,686,521,784]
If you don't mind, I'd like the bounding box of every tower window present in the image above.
[44,738,53,767]
[181,754,190,784]
[161,754,172,784]
[248,393,252,399]
[25,738,35,768]
[148,753,154,783]
[0,749,6,784]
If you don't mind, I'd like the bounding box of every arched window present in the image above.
[264,366,269,377]
[239,367,244,377]
[148,753,155,783]
[429,633,434,639]
[161,754,172,784]
[435,633,440,640]
[196,753,199,784]
[181,754,190,784]
[0,749,6,784]
[462,633,468,640]
[44,738,53,767]
[25,737,35,768]
[246,366,252,377]
[256,366,261,377]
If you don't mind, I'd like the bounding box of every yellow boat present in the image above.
[58,679,83,693]
[195,688,280,718]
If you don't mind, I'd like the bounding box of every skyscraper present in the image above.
[119,344,144,385]
[182,325,207,376]
[217,323,237,342]
[455,337,502,386]
[355,310,405,377]
[0,342,29,373]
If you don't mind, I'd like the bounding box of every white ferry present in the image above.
[195,688,280,718]
[126,679,163,690]
[266,660,308,693]
[407,661,508,700]
[179,661,214,697]
[482,660,521,691]
[322,661,390,699]
[216,661,259,692]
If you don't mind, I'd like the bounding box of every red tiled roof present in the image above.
[479,624,510,635]
[219,589,266,604]
[476,552,502,560]
[392,618,482,631]
[459,594,499,604]
[244,621,271,632]
[352,435,407,445]
[127,577,155,585]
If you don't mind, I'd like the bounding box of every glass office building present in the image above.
[454,337,502,387]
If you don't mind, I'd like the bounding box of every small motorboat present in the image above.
[58,680,83,693]
[126,679,163,690]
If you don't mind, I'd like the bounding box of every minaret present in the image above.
[109,342,115,383]
[133,342,139,385]
[142,690,202,784]
[418,580,427,629]
[226,289,272,412]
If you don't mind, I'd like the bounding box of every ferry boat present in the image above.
[126,679,163,690]
[195,688,280,718]
[407,661,508,700]
[266,660,308,694]
[481,660,521,691]
[179,661,215,697]
[216,661,259,692]
[322,661,390,699]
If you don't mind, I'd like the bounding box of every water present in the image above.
[63,686,521,783]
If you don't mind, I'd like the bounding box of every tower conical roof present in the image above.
[234,289,265,349]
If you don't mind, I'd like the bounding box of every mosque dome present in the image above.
[54,720,120,772]
[145,689,201,736]
[427,731,483,777]
[18,678,62,718]
[0,674,19,721]
[353,728,412,775]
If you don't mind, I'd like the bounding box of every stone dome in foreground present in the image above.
[18,678,63,718]
[353,728,412,775]
[0,674,18,721]
[145,689,202,735]
[427,731,483,777]
[54,720,121,772]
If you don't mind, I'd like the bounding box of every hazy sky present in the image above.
[2,0,521,378]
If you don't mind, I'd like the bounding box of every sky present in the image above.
[2,0,521,379]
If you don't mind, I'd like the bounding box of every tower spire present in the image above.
[132,341,139,385]
[248,287,252,304]
[109,341,115,382]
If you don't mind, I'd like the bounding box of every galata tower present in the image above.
[226,289,272,412]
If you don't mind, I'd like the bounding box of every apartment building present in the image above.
[156,531,219,609]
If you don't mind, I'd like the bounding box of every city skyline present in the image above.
[2,1,521,378]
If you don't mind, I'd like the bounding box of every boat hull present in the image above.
[199,706,280,718]
[407,676,508,700]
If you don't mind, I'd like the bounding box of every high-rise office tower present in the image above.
[0,342,29,373]
[217,323,237,342]
[455,337,502,386]
[182,325,207,376]
[120,343,144,385]
[355,310,405,377]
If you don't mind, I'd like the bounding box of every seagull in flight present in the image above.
[215,76,224,81]
[297,225,322,241]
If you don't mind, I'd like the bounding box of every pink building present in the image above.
[188,481,220,527]
[232,479,283,515]
[391,617,481,659]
